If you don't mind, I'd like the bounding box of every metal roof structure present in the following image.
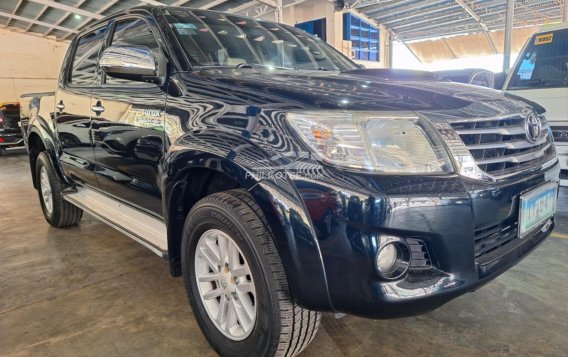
[347,0,566,42]
[0,0,289,41]
[0,0,565,43]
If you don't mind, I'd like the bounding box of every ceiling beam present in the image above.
[455,0,491,31]
[229,1,261,14]
[454,0,499,54]
[0,10,79,34]
[200,0,228,10]
[24,4,50,32]
[138,0,165,5]
[365,0,450,19]
[246,0,307,18]
[3,0,24,28]
[60,0,120,41]
[44,0,88,37]
[257,0,278,7]
[27,0,104,20]
[380,4,461,26]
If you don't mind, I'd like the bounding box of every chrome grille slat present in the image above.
[476,143,551,165]
[468,137,547,150]
[455,127,525,136]
[449,113,556,178]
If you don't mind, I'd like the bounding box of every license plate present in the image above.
[519,182,557,238]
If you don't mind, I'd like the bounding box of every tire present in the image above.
[35,152,83,227]
[182,189,320,357]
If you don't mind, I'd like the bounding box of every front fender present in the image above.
[249,177,334,311]
[162,131,333,312]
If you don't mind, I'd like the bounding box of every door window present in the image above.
[69,26,106,86]
[104,18,161,86]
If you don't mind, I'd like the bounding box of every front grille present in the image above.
[474,219,518,262]
[450,113,556,178]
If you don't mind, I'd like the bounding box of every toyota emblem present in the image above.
[525,113,542,143]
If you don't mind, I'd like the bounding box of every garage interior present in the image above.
[1,0,567,356]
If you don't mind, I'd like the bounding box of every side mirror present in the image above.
[100,45,165,84]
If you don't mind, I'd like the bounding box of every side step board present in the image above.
[63,187,168,258]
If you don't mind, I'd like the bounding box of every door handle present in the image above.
[56,100,65,112]
[91,101,105,116]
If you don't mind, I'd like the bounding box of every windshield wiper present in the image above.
[235,63,291,70]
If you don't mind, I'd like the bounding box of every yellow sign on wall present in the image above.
[535,33,553,45]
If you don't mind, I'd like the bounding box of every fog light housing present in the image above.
[375,241,410,280]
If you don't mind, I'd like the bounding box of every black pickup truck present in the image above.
[21,6,560,357]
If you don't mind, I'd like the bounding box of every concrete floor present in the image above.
[1,148,567,357]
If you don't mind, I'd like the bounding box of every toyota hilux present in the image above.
[20,6,559,357]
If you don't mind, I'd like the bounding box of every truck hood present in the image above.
[178,68,533,117]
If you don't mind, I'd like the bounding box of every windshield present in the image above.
[508,28,568,90]
[163,9,357,72]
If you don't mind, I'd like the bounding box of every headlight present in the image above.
[287,111,453,173]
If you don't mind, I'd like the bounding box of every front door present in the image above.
[91,18,167,216]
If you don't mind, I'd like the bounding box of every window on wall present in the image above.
[295,18,327,42]
[343,13,379,62]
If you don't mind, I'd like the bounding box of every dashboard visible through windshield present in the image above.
[163,8,357,72]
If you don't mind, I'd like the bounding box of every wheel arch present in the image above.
[27,127,67,189]
[163,151,334,312]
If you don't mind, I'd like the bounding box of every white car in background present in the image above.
[504,22,568,186]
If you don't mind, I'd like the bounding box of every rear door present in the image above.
[91,17,167,216]
[56,25,107,187]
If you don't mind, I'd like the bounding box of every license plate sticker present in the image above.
[519,182,557,238]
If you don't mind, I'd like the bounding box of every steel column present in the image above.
[503,0,514,73]
[388,32,394,68]
[276,0,284,22]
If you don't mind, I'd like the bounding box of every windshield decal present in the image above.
[535,33,553,45]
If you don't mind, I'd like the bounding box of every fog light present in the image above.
[375,242,410,280]
[377,244,398,274]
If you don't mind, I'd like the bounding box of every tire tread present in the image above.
[36,152,82,228]
[197,189,320,357]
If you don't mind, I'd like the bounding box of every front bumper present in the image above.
[295,162,560,319]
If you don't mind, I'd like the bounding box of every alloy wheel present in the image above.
[194,229,256,341]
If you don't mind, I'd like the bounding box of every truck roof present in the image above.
[537,21,568,33]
